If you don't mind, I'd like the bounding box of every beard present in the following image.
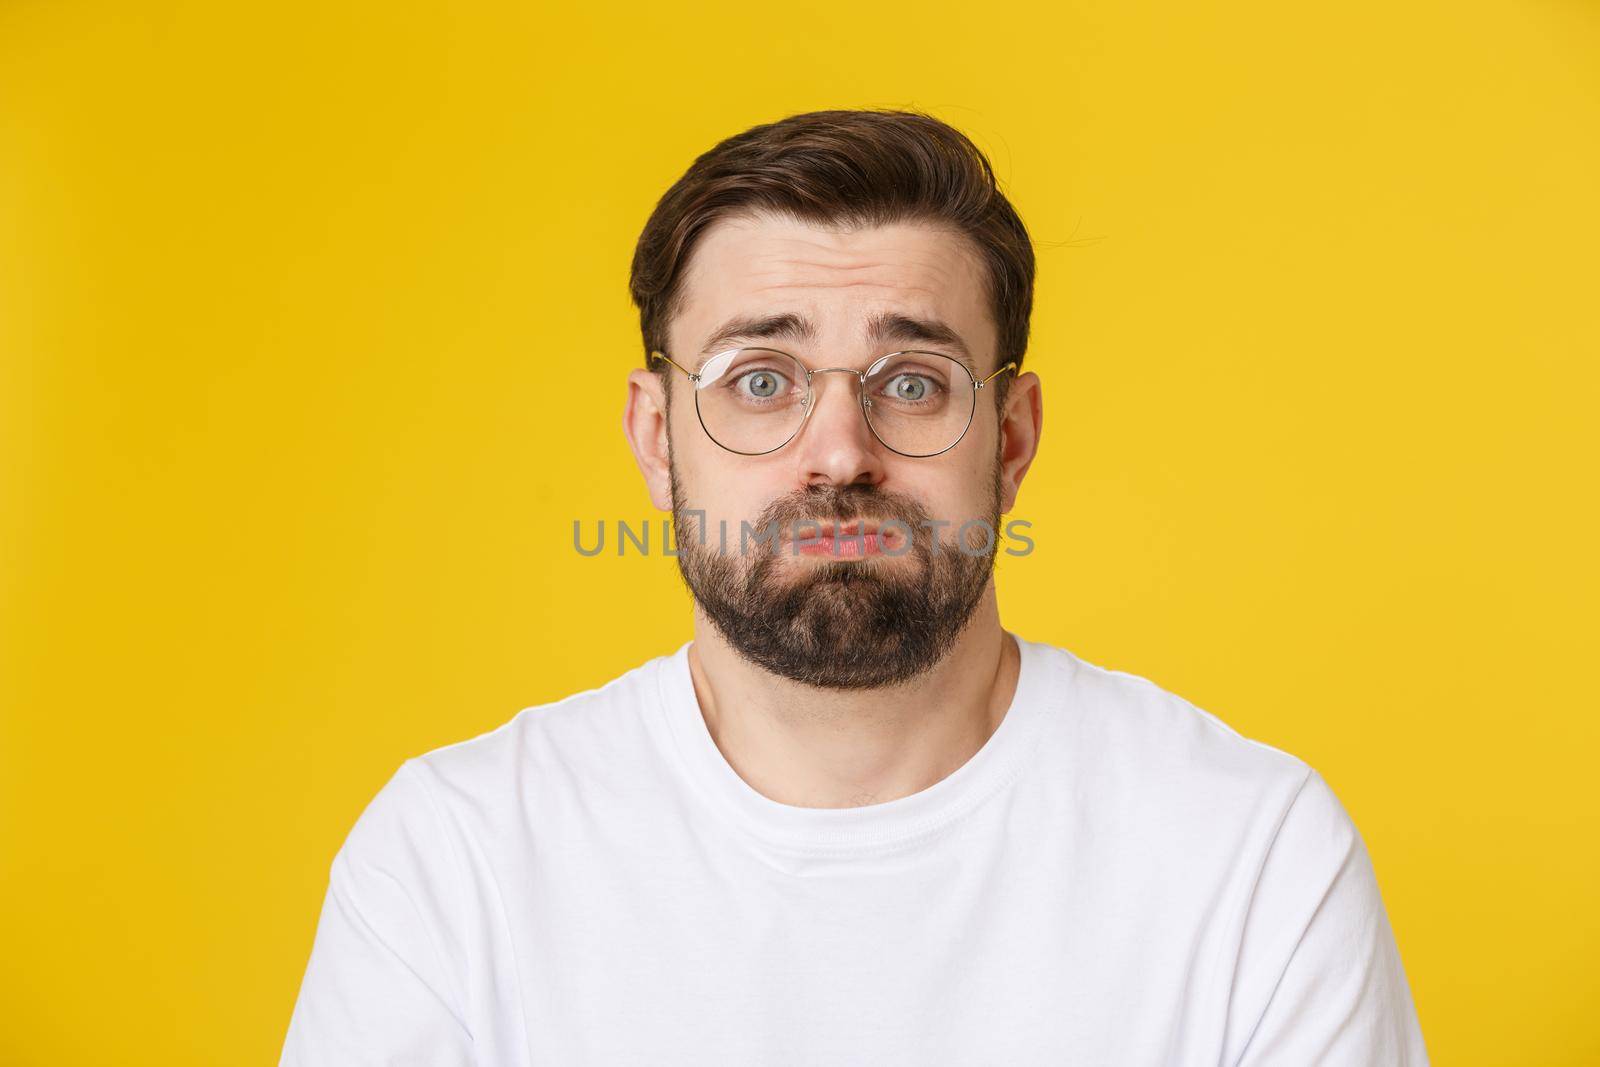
[668,454,1003,691]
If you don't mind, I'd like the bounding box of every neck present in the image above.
[684,587,1020,809]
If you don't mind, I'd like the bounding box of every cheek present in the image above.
[927,493,987,527]
[668,407,721,488]
[673,448,767,520]
[896,465,990,521]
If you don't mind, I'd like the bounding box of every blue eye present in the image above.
[884,373,939,402]
[740,369,786,399]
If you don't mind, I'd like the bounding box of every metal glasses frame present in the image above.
[648,346,1019,458]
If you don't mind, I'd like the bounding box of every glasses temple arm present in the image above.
[976,361,1019,388]
[649,350,698,381]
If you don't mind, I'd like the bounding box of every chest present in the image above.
[467,803,1241,1066]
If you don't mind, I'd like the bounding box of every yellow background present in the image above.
[3,1,1596,1063]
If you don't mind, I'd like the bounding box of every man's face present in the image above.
[654,211,1015,690]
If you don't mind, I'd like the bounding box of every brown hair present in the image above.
[628,108,1034,408]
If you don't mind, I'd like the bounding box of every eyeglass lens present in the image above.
[691,347,976,457]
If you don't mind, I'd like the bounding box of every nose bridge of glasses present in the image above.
[804,366,870,406]
[795,368,876,457]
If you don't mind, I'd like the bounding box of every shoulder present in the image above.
[1046,642,1310,782]
[395,647,678,817]
[330,648,677,889]
[1024,640,1379,926]
[1025,639,1321,831]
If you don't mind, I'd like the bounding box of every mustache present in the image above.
[754,483,932,534]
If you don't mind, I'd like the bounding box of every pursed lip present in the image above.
[787,519,882,541]
[780,519,904,558]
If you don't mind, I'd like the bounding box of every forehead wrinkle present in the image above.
[676,220,995,361]
[742,258,957,296]
[746,280,944,296]
[748,253,961,280]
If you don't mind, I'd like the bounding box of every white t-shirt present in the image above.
[280,633,1429,1065]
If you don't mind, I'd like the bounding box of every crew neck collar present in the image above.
[652,630,1057,856]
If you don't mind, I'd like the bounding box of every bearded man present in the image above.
[280,108,1429,1066]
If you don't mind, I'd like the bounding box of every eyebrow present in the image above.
[697,311,978,375]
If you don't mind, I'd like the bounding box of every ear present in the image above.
[997,370,1043,515]
[624,368,674,511]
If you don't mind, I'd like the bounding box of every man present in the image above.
[280,109,1429,1065]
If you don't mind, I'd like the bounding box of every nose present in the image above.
[791,369,886,488]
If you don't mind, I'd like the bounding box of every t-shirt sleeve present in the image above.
[1226,768,1430,1067]
[279,759,475,1066]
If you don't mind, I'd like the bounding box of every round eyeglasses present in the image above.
[649,347,1018,458]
